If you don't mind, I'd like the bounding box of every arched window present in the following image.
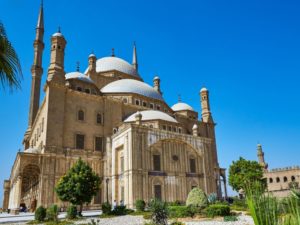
[269,178,273,183]
[78,110,84,121]
[154,184,162,200]
[276,177,280,183]
[291,176,296,182]
[284,177,288,182]
[96,113,102,124]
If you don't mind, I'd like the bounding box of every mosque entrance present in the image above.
[20,164,40,212]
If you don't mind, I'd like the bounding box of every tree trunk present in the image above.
[78,204,83,217]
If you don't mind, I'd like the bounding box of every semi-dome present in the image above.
[95,56,140,78]
[171,102,194,111]
[65,72,94,84]
[124,110,178,123]
[101,79,164,101]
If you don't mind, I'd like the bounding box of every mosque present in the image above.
[2,4,226,213]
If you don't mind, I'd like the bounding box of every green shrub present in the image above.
[34,206,46,222]
[205,204,230,218]
[143,211,152,219]
[149,199,168,225]
[168,200,183,206]
[207,193,217,204]
[66,205,77,219]
[224,215,238,222]
[168,206,195,218]
[136,199,146,211]
[46,204,58,222]
[170,222,185,225]
[186,188,208,209]
[101,202,111,214]
[112,205,126,215]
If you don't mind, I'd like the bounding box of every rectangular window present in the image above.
[95,137,103,151]
[143,101,147,107]
[96,113,102,124]
[162,125,166,130]
[121,186,125,201]
[190,158,196,173]
[76,134,85,149]
[120,156,124,173]
[154,185,162,200]
[150,103,154,109]
[94,188,101,204]
[153,155,161,171]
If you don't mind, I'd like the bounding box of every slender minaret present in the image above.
[257,144,268,170]
[25,3,44,139]
[200,87,214,123]
[132,42,138,71]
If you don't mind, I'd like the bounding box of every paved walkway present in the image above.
[0,210,101,224]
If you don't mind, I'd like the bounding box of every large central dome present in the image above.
[96,57,140,78]
[101,79,164,101]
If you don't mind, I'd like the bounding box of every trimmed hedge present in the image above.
[168,206,196,218]
[205,204,230,218]
[34,206,46,222]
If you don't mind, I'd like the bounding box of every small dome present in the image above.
[101,79,164,101]
[200,87,208,92]
[171,102,194,111]
[124,110,178,123]
[95,56,140,78]
[24,147,39,154]
[153,76,160,80]
[52,32,64,37]
[89,53,96,58]
[65,72,95,84]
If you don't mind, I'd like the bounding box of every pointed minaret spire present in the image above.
[24,2,45,149]
[76,61,80,72]
[35,1,44,40]
[132,41,138,71]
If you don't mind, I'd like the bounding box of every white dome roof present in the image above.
[101,79,164,101]
[95,56,140,78]
[65,72,95,84]
[124,110,178,123]
[171,102,194,111]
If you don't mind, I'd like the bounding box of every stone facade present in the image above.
[2,5,226,213]
[257,144,300,198]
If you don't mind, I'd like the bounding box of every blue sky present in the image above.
[0,0,300,203]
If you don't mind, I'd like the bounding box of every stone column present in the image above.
[11,176,22,214]
[223,176,228,199]
[2,180,10,211]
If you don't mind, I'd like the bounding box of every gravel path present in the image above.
[185,215,254,225]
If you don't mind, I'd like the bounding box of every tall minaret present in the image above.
[257,144,268,170]
[200,87,214,123]
[132,42,138,71]
[25,2,44,146]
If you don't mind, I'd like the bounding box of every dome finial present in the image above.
[58,26,61,33]
[178,94,181,102]
[76,61,80,72]
[132,41,138,71]
[111,48,115,57]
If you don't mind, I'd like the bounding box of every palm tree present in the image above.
[0,21,22,90]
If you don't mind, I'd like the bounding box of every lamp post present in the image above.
[106,178,109,203]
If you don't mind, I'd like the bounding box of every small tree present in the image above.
[149,199,168,225]
[55,158,101,215]
[229,157,265,192]
[186,188,208,209]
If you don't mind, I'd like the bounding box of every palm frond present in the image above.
[0,21,22,91]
